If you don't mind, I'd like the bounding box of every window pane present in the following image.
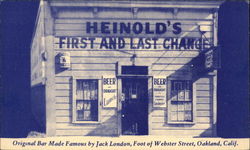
[184,90,191,101]
[178,90,185,101]
[84,111,91,120]
[77,110,84,120]
[184,102,192,111]
[171,103,178,111]
[76,100,84,110]
[76,100,98,121]
[171,112,178,121]
[184,111,192,121]
[178,102,184,111]
[77,80,98,101]
[178,111,184,121]
[75,79,98,121]
[83,101,91,110]
[170,80,193,123]
[171,90,178,101]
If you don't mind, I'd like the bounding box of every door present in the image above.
[121,78,148,135]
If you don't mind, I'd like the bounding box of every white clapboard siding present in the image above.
[56,83,71,90]
[151,123,212,130]
[196,84,211,90]
[197,111,211,117]
[54,18,213,37]
[56,115,117,130]
[96,11,133,18]
[55,107,117,135]
[150,116,167,123]
[55,90,71,97]
[151,64,190,72]
[196,90,210,97]
[57,10,93,19]
[56,109,116,117]
[100,11,168,19]
[55,31,212,38]
[55,70,116,77]
[150,109,166,116]
[55,50,199,58]
[53,4,215,136]
[56,116,116,123]
[196,78,211,84]
[71,63,116,70]
[55,98,70,106]
[138,9,213,19]
[176,10,213,19]
[56,128,118,136]
[56,103,71,110]
[56,121,117,130]
[55,18,213,25]
[57,10,132,19]
[70,57,193,64]
[54,22,212,36]
[150,116,211,124]
[197,103,210,110]
[54,30,211,37]
[56,109,72,116]
[68,62,191,71]
[196,117,211,123]
[197,97,211,104]
[150,110,211,119]
[55,77,71,83]
[54,23,212,33]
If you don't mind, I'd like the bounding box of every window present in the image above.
[168,80,194,123]
[72,78,100,123]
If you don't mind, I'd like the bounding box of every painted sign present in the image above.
[103,76,117,108]
[205,46,221,70]
[58,52,71,69]
[205,48,214,69]
[54,37,211,51]
[153,76,167,107]
[54,19,213,51]
[85,21,182,35]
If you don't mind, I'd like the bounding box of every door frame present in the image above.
[117,75,153,136]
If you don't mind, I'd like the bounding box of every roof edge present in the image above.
[48,0,224,9]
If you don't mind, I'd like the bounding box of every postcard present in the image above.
[1,0,249,150]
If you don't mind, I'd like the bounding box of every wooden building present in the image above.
[31,0,223,137]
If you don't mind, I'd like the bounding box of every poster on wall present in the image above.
[153,76,167,108]
[102,76,117,108]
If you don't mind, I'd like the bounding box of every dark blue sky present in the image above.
[0,1,249,138]
[217,1,249,138]
[0,1,40,137]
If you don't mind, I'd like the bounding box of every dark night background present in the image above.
[0,0,249,138]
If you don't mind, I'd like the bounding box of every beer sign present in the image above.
[153,76,167,108]
[103,76,117,108]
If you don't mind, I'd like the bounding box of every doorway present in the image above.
[121,78,148,135]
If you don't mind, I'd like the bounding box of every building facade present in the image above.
[31,0,222,137]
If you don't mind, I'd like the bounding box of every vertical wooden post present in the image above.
[43,0,56,136]
[212,11,218,137]
[148,76,153,135]
[116,62,122,136]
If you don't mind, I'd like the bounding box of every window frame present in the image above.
[72,76,102,124]
[167,76,196,124]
